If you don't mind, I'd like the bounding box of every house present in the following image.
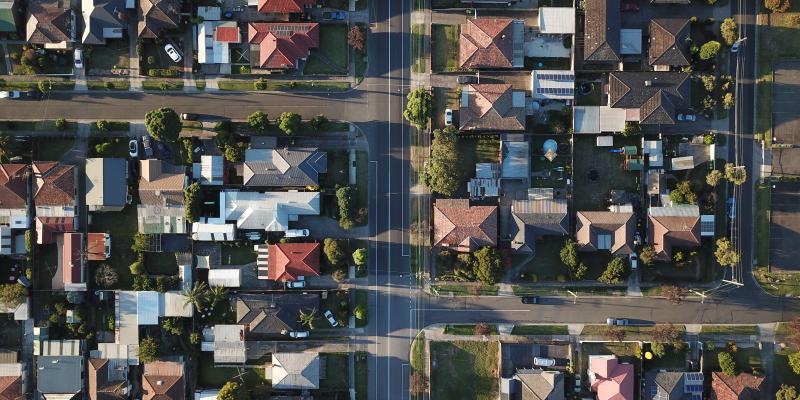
[649,19,690,69]
[236,293,320,338]
[513,368,564,400]
[460,83,526,131]
[137,160,187,234]
[271,352,320,390]
[142,361,185,400]
[0,0,19,33]
[644,371,703,400]
[531,70,575,100]
[137,0,180,38]
[117,290,193,346]
[248,22,319,70]
[588,356,634,400]
[192,155,224,186]
[0,363,22,400]
[648,205,701,261]
[86,158,128,212]
[242,147,327,187]
[576,211,635,255]
[583,0,621,63]
[710,371,765,400]
[26,0,74,48]
[255,0,314,14]
[90,343,139,374]
[60,232,87,291]
[608,72,690,125]
[459,18,523,69]
[33,162,76,218]
[86,232,110,261]
[81,0,127,44]
[433,199,498,252]
[34,217,71,245]
[268,242,321,282]
[572,106,627,133]
[197,20,240,68]
[37,355,84,400]
[196,190,320,234]
[0,164,28,227]
[510,199,569,254]
[201,324,245,364]
[88,358,129,400]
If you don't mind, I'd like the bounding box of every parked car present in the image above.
[621,1,639,11]
[289,331,309,338]
[521,296,539,304]
[285,229,310,238]
[629,253,638,270]
[164,44,182,63]
[74,49,83,69]
[128,139,139,158]
[533,357,556,367]
[323,10,346,20]
[222,10,233,18]
[180,113,199,121]
[731,41,742,53]
[0,91,21,99]
[24,90,42,100]
[141,135,154,159]
[457,75,478,84]
[445,108,453,126]
[285,277,307,289]
[574,377,582,392]
[245,231,262,241]
[728,197,736,220]
[677,112,697,122]
[606,318,629,326]
[323,310,339,327]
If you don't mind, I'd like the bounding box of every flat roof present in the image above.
[538,7,575,34]
[137,291,160,325]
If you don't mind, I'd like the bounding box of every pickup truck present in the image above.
[323,11,346,20]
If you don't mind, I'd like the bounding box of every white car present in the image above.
[285,229,309,238]
[629,253,638,270]
[128,139,139,158]
[444,108,453,126]
[164,44,182,63]
[533,357,556,367]
[288,331,309,339]
[74,49,83,69]
[731,41,741,53]
[245,231,262,241]
[285,277,306,289]
[323,309,339,327]
[0,91,21,99]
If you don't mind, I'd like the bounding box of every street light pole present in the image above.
[566,290,577,304]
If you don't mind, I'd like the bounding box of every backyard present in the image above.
[703,346,762,374]
[431,24,459,72]
[572,134,639,211]
[143,252,178,275]
[303,24,349,75]
[88,206,139,289]
[221,244,257,265]
[530,135,569,189]
[454,135,500,197]
[34,244,57,290]
[430,340,499,400]
[197,353,271,397]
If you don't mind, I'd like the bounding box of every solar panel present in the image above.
[537,73,574,82]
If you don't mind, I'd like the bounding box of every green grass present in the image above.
[355,23,368,82]
[644,343,688,370]
[511,237,568,281]
[355,289,368,328]
[322,149,349,190]
[703,347,762,374]
[430,284,498,296]
[88,205,138,289]
[0,120,77,132]
[511,285,626,296]
[0,80,74,91]
[89,137,132,158]
[454,136,500,197]
[221,244,257,265]
[86,43,130,70]
[303,24,349,75]
[700,325,759,336]
[33,137,74,161]
[217,79,350,92]
[573,134,639,211]
[142,80,183,91]
[410,332,425,400]
[777,322,792,336]
[87,80,130,91]
[355,351,368,400]
[320,352,349,390]
[143,252,178,275]
[754,267,800,296]
[582,325,687,339]
[755,184,771,267]
[430,341,499,400]
[197,352,271,393]
[355,150,368,221]
[443,324,499,336]
[431,24,460,72]
[511,325,569,335]
[411,24,425,73]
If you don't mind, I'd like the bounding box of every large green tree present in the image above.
[718,351,736,376]
[598,257,626,284]
[669,181,697,205]
[144,107,181,142]
[323,238,346,266]
[720,18,738,46]
[715,237,741,267]
[473,246,502,284]
[777,384,800,400]
[138,336,160,363]
[699,41,721,60]
[184,182,201,223]
[424,126,461,196]
[277,112,302,135]
[403,88,432,129]
[247,111,269,133]
[725,163,747,185]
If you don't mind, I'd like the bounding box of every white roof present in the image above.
[213,325,246,364]
[0,363,21,377]
[643,140,664,167]
[193,155,224,185]
[596,136,614,147]
[538,7,575,34]
[620,29,642,55]
[573,106,627,133]
[195,390,220,400]
[671,156,694,171]
[221,191,320,231]
[192,222,236,241]
[118,291,139,344]
[137,291,160,325]
[531,70,574,100]
[163,291,193,317]
[196,255,211,269]
[36,340,81,356]
[197,22,234,65]
[197,6,221,20]
[93,343,140,366]
[501,141,529,179]
[208,269,241,288]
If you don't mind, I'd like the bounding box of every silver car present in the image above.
[323,310,339,327]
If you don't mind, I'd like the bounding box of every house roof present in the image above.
[649,19,691,66]
[82,0,127,44]
[648,206,701,260]
[608,72,690,125]
[583,0,621,62]
[88,359,127,400]
[211,325,246,364]
[644,371,704,400]
[87,233,109,261]
[0,374,22,400]
[711,372,765,400]
[138,160,185,206]
[33,162,75,207]
[459,18,515,69]
[86,158,127,208]
[248,22,319,69]
[36,217,73,245]
[36,356,83,395]
[214,25,240,42]
[61,232,83,285]
[220,190,320,232]
[460,83,526,131]
[268,243,321,282]
[433,199,497,252]
[272,352,320,389]
[511,199,569,254]
[236,293,320,337]
[142,361,184,400]
[243,148,327,187]
[0,164,27,210]
[515,368,564,400]
[589,357,634,400]
[576,211,635,255]
[26,0,72,44]
[256,0,314,13]
[137,0,180,38]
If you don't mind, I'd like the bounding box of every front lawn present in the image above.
[87,79,130,91]
[754,267,800,296]
[354,289,368,328]
[86,42,130,71]
[89,137,131,158]
[430,340,499,400]
[217,79,350,92]
[320,353,349,390]
[756,10,800,142]
[411,24,425,73]
[700,325,759,336]
[432,86,460,130]
[221,243,257,265]
[511,237,567,282]
[703,346,762,374]
[355,351,368,400]
[320,289,350,327]
[755,184,771,267]
[431,24,459,72]
[443,324,498,335]
[303,24,349,75]
[32,137,74,161]
[511,325,569,335]
[430,284,498,296]
[142,80,183,91]
[197,353,270,396]
[89,206,139,289]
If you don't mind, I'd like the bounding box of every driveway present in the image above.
[297,215,369,240]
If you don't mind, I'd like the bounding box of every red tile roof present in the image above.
[87,233,109,261]
[433,199,498,252]
[142,361,184,400]
[648,213,700,261]
[248,22,319,69]
[214,25,240,43]
[257,0,314,14]
[711,372,765,400]
[33,162,75,207]
[0,164,28,210]
[0,375,22,400]
[589,357,634,400]
[268,242,321,282]
[36,217,74,245]
[459,18,515,69]
[62,232,83,285]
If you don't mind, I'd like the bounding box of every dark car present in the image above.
[141,135,154,159]
[24,90,42,100]
[621,1,639,11]
[521,296,539,304]
[457,75,478,84]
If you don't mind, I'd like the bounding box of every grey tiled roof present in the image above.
[37,356,83,395]
[83,0,127,44]
[243,148,327,187]
[608,72,690,125]
[649,19,691,67]
[583,0,621,62]
[236,293,320,337]
[510,199,569,254]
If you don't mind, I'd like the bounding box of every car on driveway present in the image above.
[285,277,306,289]
[677,112,697,122]
[0,91,21,99]
[629,253,638,270]
[129,139,139,158]
[323,310,339,327]
[164,44,182,63]
[445,108,453,126]
[289,331,309,338]
[141,135,154,159]
[74,49,83,69]
[285,229,310,238]
[521,296,539,304]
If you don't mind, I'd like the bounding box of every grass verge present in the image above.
[511,325,569,335]
[700,325,759,335]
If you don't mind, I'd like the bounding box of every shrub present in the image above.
[129,261,144,275]
[254,78,268,90]
[247,111,269,133]
[138,336,160,363]
[669,181,697,205]
[147,55,155,65]
[723,92,734,110]
[640,246,656,266]
[701,74,716,92]
[474,323,491,336]
[473,246,502,284]
[765,0,791,12]
[95,120,110,132]
[55,118,67,131]
[324,238,346,266]
[699,41,721,60]
[277,112,302,135]
[718,351,736,376]
[598,257,626,284]
[560,239,578,268]
[706,170,723,187]
[720,18,738,46]
[105,81,114,89]
[332,268,347,282]
[704,134,715,145]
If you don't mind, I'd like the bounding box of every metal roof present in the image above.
[208,269,241,288]
[539,7,575,34]
[137,291,160,325]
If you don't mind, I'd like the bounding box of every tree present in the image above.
[207,286,228,308]
[144,107,181,142]
[246,111,269,133]
[0,284,25,308]
[701,74,717,92]
[605,327,626,342]
[640,246,656,266]
[720,18,738,46]
[707,169,723,187]
[403,88,432,129]
[95,120,110,132]
[223,143,246,162]
[776,384,800,400]
[571,262,588,281]
[129,260,144,275]
[723,92,735,110]
[719,351,736,375]
[765,0,791,12]
[309,114,329,132]
[132,233,148,253]
[254,78,268,90]
[138,336,159,363]
[132,275,152,291]
[725,163,747,185]
[651,342,667,358]
[560,239,579,268]
[598,257,626,284]
[661,285,688,304]
[700,40,722,60]
[622,121,641,136]
[790,351,800,375]
[162,318,184,335]
[277,112,302,135]
[651,324,683,344]
[55,118,67,131]
[298,308,317,330]
[474,323,491,336]
[703,95,717,112]
[183,282,208,311]
[323,238,346,266]
[472,246,502,285]
[218,381,245,400]
[670,181,698,205]
[95,264,119,288]
[424,126,461,196]
[353,248,368,266]
[354,303,367,321]
[348,25,365,51]
[184,182,201,223]
[715,237,741,267]
[336,185,355,229]
[38,80,48,93]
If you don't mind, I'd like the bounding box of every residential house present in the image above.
[32,162,76,218]
[201,324,245,364]
[197,18,240,69]
[255,0,313,14]
[236,293,320,338]
[88,358,129,400]
[117,291,192,348]
[60,232,86,291]
[0,363,22,400]
[137,0,180,38]
[0,164,27,256]
[538,7,575,35]
[194,190,320,236]
[37,355,84,400]
[531,70,575,101]
[26,0,74,48]
[142,361,185,400]
[649,19,690,70]
[0,0,19,34]
[575,211,635,255]
[644,371,703,400]
[710,371,765,400]
[608,72,690,125]
[86,158,128,212]
[648,205,701,261]
[81,0,127,44]
[271,352,320,390]
[583,0,621,64]
[137,160,187,234]
[241,147,327,187]
[459,18,523,69]
[36,217,72,245]
[192,155,224,186]
[501,140,529,181]
[588,356,634,400]
[268,242,320,282]
[248,22,319,70]
[512,368,564,400]
[460,83,526,131]
[433,199,498,252]
[86,232,110,261]
[510,198,569,254]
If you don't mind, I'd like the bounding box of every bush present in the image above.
[718,351,736,376]
[309,114,329,132]
[105,81,114,89]
[598,257,626,284]
[353,248,367,266]
[720,18,738,46]
[560,239,578,268]
[765,0,791,12]
[354,303,367,320]
[332,268,347,282]
[336,185,355,229]
[403,88,432,128]
[723,92,734,110]
[183,182,201,223]
[640,246,656,266]
[474,323,491,336]
[95,264,119,288]
[138,336,160,363]
[324,238,346,266]
[704,134,715,145]
[621,121,641,136]
[95,120,110,132]
[701,74,716,92]
[707,169,723,187]
[699,41,721,60]
[473,246,502,284]
[129,261,144,275]
[669,181,697,205]
[147,55,155,65]
[277,112,302,135]
[247,111,269,133]
[55,118,67,130]
[254,78,268,90]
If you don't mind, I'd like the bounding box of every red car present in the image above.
[621,2,639,11]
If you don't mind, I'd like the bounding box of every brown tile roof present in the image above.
[576,211,635,255]
[608,72,690,125]
[142,361,184,400]
[26,0,72,44]
[138,160,185,206]
[460,83,526,131]
[459,18,515,69]
[88,359,126,400]
[214,25,240,43]
[32,162,75,207]
[711,372,765,400]
[248,22,319,70]
[268,243,321,282]
[0,164,28,210]
[36,217,74,245]
[648,212,700,261]
[0,375,22,400]
[137,0,181,38]
[583,0,621,62]
[257,0,314,13]
[649,19,691,67]
[62,232,83,285]
[87,233,109,261]
[433,199,498,252]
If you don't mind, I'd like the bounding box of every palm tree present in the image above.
[207,286,228,309]
[298,308,318,330]
[183,281,208,311]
